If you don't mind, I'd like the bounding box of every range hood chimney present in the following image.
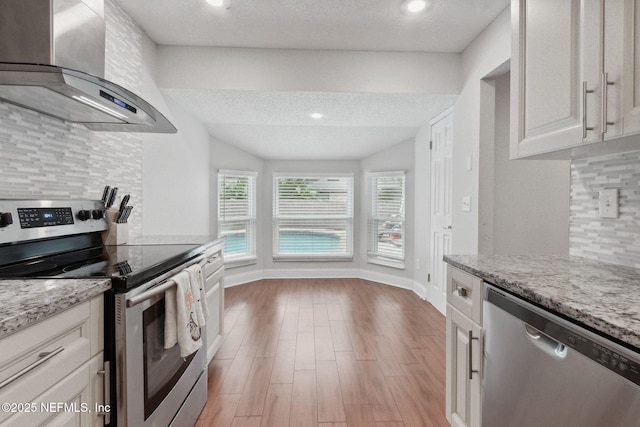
[0,0,176,133]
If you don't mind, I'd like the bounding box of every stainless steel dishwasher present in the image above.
[483,283,640,427]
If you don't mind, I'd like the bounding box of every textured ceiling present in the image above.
[115,0,508,160]
[162,90,457,159]
[115,0,509,52]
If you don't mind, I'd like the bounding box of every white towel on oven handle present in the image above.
[187,263,208,325]
[164,270,203,357]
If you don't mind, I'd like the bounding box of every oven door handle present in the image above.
[127,279,176,307]
[126,257,208,308]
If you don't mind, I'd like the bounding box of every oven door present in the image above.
[115,282,207,426]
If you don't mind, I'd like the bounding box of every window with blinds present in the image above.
[218,170,257,263]
[273,174,354,259]
[368,171,405,267]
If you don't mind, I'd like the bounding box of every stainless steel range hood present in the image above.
[0,0,177,133]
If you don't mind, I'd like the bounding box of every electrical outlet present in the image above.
[462,196,471,212]
[599,189,619,219]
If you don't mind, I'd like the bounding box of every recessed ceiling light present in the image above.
[207,0,230,8]
[310,113,324,119]
[401,0,428,14]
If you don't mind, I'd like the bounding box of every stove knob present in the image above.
[77,210,91,221]
[92,209,104,220]
[619,363,628,372]
[0,212,13,227]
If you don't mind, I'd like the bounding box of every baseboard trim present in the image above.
[224,269,264,287]
[412,280,428,300]
[224,267,427,297]
[263,268,362,279]
[358,269,414,290]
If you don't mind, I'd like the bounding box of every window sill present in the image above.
[367,256,405,270]
[273,255,354,262]
[224,256,257,269]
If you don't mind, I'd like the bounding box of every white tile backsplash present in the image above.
[0,0,144,238]
[570,150,640,268]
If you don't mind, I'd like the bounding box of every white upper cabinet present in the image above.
[511,0,640,159]
[620,0,640,135]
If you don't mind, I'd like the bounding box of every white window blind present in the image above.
[218,170,257,262]
[273,174,353,259]
[368,172,405,265]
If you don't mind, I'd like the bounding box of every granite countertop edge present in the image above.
[444,254,640,351]
[0,278,112,340]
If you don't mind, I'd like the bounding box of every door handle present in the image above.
[442,225,452,230]
[468,331,479,380]
[601,72,615,135]
[582,81,595,138]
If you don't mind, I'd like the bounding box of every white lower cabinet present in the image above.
[0,295,107,427]
[446,265,483,427]
[202,243,225,364]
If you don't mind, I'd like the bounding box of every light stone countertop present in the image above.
[444,254,640,351]
[0,278,111,339]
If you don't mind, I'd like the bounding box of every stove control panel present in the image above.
[18,207,75,228]
[0,200,108,245]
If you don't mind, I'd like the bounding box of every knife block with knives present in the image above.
[101,185,131,246]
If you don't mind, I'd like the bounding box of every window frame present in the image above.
[367,171,406,269]
[272,173,354,261]
[217,169,258,267]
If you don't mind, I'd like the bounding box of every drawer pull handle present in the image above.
[457,286,469,298]
[0,346,65,390]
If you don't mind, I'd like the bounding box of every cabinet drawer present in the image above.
[0,300,94,409]
[0,353,104,426]
[447,266,482,325]
[202,253,224,278]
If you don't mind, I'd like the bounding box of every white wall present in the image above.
[140,33,211,236]
[478,72,570,255]
[451,7,511,254]
[413,123,433,296]
[156,47,460,94]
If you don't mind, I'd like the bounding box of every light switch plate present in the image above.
[462,196,471,212]
[599,189,619,218]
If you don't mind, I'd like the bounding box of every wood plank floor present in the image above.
[196,278,448,427]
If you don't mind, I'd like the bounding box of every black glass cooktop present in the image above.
[0,243,204,292]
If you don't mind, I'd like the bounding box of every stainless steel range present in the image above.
[0,199,214,426]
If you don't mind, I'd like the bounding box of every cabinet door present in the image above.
[205,267,224,364]
[618,0,640,136]
[446,306,482,427]
[511,0,602,158]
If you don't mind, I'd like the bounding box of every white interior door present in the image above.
[429,111,453,315]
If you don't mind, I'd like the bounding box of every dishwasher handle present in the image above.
[524,324,567,359]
